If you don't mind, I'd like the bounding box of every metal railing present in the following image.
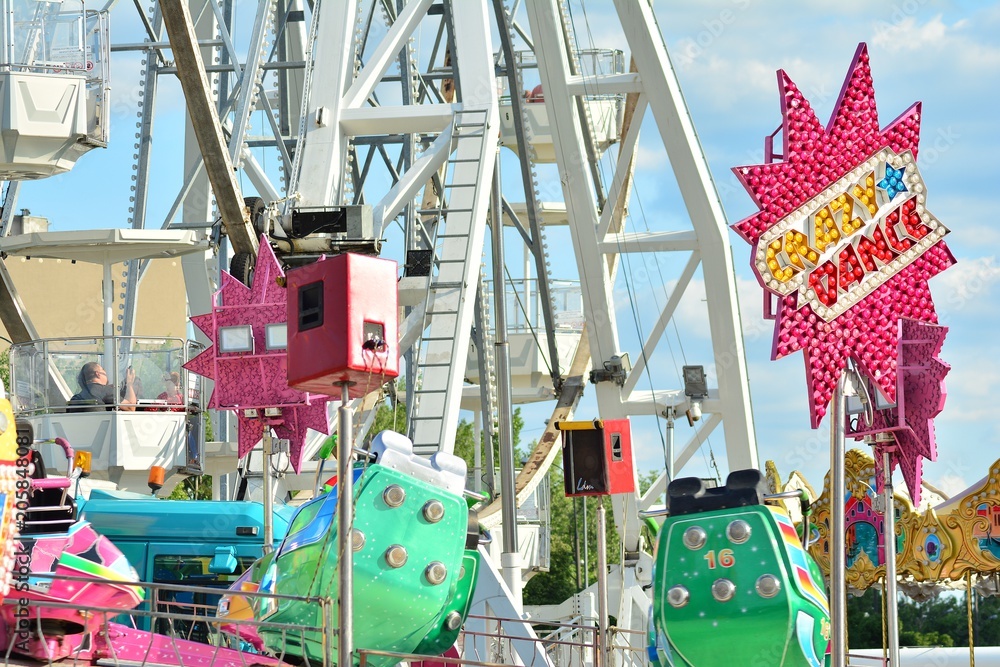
[481,279,584,334]
[9,335,204,415]
[1,571,333,667]
[460,614,598,667]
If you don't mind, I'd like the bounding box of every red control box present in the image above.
[557,418,636,497]
[286,253,399,398]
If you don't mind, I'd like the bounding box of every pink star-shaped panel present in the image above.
[732,43,955,428]
[184,238,330,472]
[848,319,948,506]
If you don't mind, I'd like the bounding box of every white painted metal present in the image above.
[0,0,767,661]
[228,0,277,168]
[466,545,554,667]
[285,0,357,208]
[407,109,498,456]
[508,1,760,655]
[0,72,90,178]
[612,0,757,470]
[405,0,500,456]
[30,410,190,491]
[524,0,633,552]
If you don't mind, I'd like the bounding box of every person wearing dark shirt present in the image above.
[68,362,137,412]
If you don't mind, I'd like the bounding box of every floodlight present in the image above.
[265,323,287,350]
[219,325,253,353]
[682,365,707,398]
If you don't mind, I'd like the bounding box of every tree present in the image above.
[0,348,9,393]
[168,475,213,500]
[522,459,622,606]
[845,586,1000,650]
[368,387,407,437]
[367,384,525,480]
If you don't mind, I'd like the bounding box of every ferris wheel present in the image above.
[0,1,758,663]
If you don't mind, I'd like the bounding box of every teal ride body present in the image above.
[78,489,294,632]
[649,471,830,667]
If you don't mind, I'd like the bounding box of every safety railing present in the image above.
[9,335,204,415]
[461,614,598,667]
[846,654,890,666]
[1,571,334,667]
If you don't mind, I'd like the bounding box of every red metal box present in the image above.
[286,253,399,398]
[557,418,636,497]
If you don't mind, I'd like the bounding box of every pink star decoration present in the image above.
[184,238,330,472]
[847,319,948,506]
[732,43,955,428]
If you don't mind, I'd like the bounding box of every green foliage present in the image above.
[847,586,1000,649]
[168,475,213,500]
[0,348,9,393]
[369,390,408,437]
[522,460,622,606]
[638,470,662,495]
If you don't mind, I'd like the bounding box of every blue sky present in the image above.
[638,0,1000,496]
[10,0,1000,499]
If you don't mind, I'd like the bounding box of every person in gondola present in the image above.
[68,362,137,412]
[156,371,185,412]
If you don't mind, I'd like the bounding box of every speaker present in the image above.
[562,429,608,496]
[558,419,635,497]
[286,253,399,398]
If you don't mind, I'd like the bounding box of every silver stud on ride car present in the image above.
[383,484,406,508]
[667,585,690,608]
[683,526,707,550]
[726,519,752,544]
[712,578,736,602]
[385,545,408,568]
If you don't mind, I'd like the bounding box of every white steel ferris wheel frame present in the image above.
[0,0,764,662]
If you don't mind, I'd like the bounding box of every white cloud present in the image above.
[933,473,972,499]
[871,15,951,52]
[932,256,1000,316]
[635,144,667,170]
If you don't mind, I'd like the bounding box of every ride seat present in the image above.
[667,469,769,517]
[16,421,78,534]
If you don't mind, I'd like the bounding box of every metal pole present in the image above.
[665,407,675,480]
[573,496,582,590]
[262,426,274,554]
[337,383,354,667]
[473,412,482,495]
[493,153,521,606]
[830,373,848,665]
[102,262,114,337]
[583,496,589,590]
[882,447,901,667]
[596,502,609,667]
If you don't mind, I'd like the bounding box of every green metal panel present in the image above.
[652,505,829,666]
[260,464,473,665]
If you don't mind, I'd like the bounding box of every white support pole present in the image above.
[494,153,522,609]
[882,447,901,667]
[596,502,609,667]
[612,0,757,471]
[830,374,848,664]
[262,426,274,554]
[664,407,675,480]
[337,383,354,666]
[473,411,482,495]
[288,0,357,207]
[102,261,114,337]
